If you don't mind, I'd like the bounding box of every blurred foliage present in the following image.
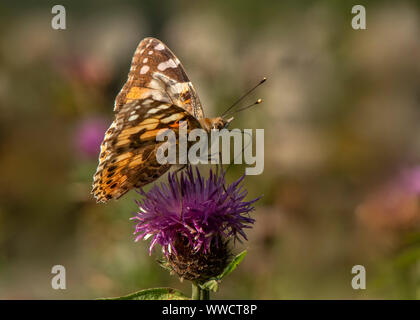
[0,0,420,299]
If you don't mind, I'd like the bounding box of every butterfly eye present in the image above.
[213,120,223,130]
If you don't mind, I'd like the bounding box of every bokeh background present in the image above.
[1,0,420,299]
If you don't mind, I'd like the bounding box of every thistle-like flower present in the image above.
[73,116,108,158]
[131,166,260,281]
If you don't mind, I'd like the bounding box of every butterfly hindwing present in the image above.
[92,99,202,202]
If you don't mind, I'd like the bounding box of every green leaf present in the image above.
[98,287,190,300]
[218,250,247,280]
[199,280,219,292]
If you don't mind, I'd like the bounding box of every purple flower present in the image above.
[356,166,420,231]
[131,167,260,257]
[74,117,109,158]
[400,166,420,194]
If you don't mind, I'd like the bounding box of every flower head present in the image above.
[132,166,259,255]
[357,166,420,231]
[131,166,260,281]
[73,116,108,158]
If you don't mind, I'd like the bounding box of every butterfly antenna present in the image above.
[224,98,263,118]
[221,77,267,118]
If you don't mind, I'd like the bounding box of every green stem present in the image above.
[192,283,201,300]
[201,289,210,300]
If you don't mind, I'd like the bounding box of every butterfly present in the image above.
[92,37,231,203]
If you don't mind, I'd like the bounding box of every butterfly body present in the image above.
[92,37,228,203]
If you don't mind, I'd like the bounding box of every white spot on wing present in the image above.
[154,43,164,50]
[161,113,182,124]
[128,114,139,121]
[148,79,163,90]
[170,82,189,94]
[143,58,148,63]
[148,50,153,55]
[140,65,150,74]
[157,59,178,71]
[147,108,159,114]
[147,104,170,114]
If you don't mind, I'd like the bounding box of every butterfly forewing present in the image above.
[114,37,204,119]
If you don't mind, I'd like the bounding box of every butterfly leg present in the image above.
[216,151,223,178]
[216,151,231,195]
[210,150,232,198]
[205,150,221,176]
[174,164,187,219]
[174,164,188,174]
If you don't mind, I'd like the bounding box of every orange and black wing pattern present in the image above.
[92,99,201,202]
[92,37,208,202]
[114,37,204,119]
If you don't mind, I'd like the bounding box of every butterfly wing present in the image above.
[115,37,204,119]
[93,37,207,203]
[92,99,202,203]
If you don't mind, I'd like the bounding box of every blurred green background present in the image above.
[1,0,420,299]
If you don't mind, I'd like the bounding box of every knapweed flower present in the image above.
[73,116,109,158]
[356,166,420,231]
[55,54,110,86]
[131,166,260,281]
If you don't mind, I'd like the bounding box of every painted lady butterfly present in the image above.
[92,37,229,202]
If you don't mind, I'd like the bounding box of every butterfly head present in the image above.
[199,117,234,132]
